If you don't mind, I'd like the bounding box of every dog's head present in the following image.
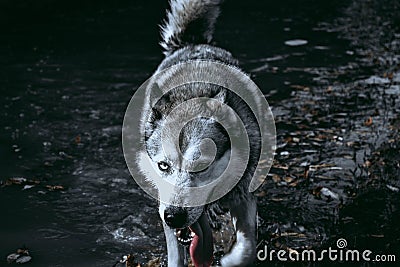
[144,85,234,227]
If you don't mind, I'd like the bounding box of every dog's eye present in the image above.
[158,161,171,172]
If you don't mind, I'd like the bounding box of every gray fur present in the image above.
[160,0,222,55]
[139,0,259,266]
[163,222,186,267]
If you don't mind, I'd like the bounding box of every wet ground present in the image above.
[1,0,399,266]
[255,0,400,265]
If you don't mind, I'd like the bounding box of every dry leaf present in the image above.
[364,117,373,126]
[46,185,65,191]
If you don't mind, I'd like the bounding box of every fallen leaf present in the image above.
[271,198,285,202]
[283,177,294,183]
[75,135,81,144]
[272,164,289,170]
[290,84,310,91]
[145,258,160,267]
[6,177,27,185]
[46,185,65,191]
[255,191,267,197]
[364,117,373,126]
[292,137,300,143]
[272,174,281,183]
[364,160,372,167]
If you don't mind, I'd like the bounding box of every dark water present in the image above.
[1,0,399,266]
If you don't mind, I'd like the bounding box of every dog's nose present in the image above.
[164,208,188,228]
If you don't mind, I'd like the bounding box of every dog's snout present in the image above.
[164,207,188,228]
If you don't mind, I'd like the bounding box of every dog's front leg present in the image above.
[163,222,186,267]
[220,195,257,267]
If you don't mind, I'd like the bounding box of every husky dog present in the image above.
[138,0,262,266]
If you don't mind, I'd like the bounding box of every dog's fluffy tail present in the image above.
[160,0,222,56]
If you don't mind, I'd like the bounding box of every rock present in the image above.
[7,253,20,263]
[284,39,308,46]
[15,255,32,264]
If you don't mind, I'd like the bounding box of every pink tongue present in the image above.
[188,213,213,267]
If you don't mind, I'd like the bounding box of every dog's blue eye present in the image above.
[158,161,170,172]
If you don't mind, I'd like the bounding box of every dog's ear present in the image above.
[205,91,221,117]
[206,89,242,132]
[148,82,165,109]
[142,82,165,141]
[213,89,226,103]
[206,89,226,112]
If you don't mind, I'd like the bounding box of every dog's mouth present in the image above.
[173,213,213,267]
[174,227,195,246]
